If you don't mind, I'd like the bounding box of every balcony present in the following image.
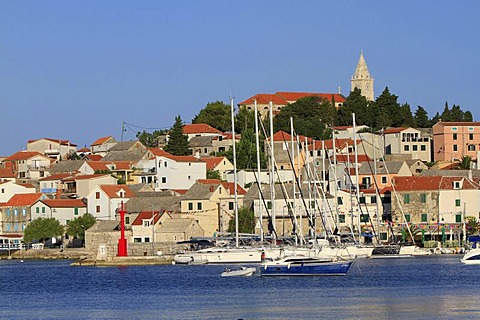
[27,165,50,171]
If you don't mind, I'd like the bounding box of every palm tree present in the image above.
[466,216,480,235]
[456,155,472,170]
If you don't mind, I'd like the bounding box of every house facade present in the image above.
[31,199,87,225]
[86,184,134,220]
[62,174,118,199]
[383,127,432,162]
[0,193,45,234]
[433,121,480,163]
[90,136,118,156]
[0,180,37,203]
[27,138,77,160]
[2,151,52,181]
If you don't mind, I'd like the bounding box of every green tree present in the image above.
[371,87,400,129]
[399,103,415,127]
[66,213,96,240]
[337,87,370,126]
[206,169,222,180]
[192,100,231,132]
[456,156,472,170]
[414,106,430,127]
[164,115,190,156]
[236,127,266,169]
[136,130,166,148]
[466,216,480,235]
[228,207,255,234]
[24,218,64,243]
[273,96,335,140]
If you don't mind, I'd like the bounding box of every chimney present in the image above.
[209,186,214,192]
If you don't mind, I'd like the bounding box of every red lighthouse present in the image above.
[117,201,128,256]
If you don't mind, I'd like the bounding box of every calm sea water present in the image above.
[0,255,479,320]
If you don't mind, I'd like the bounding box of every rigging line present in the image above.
[124,121,170,131]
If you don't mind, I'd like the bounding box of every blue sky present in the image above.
[1,1,479,155]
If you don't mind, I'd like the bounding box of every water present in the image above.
[1,255,479,320]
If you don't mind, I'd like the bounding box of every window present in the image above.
[468,145,476,151]
[96,192,100,199]
[380,232,388,241]
[405,214,411,223]
[454,181,460,189]
[337,197,343,205]
[36,207,39,213]
[470,133,474,140]
[453,145,458,151]
[370,196,377,203]
[359,196,366,204]
[381,176,387,184]
[42,207,45,213]
[164,162,167,167]
[412,145,418,151]
[143,220,150,227]
[22,208,26,216]
[267,201,272,209]
[420,193,427,203]
[125,217,130,224]
[228,202,234,210]
[14,223,18,231]
[421,213,428,222]
[144,237,150,243]
[96,205,100,213]
[14,209,18,216]
[339,214,346,223]
[421,145,426,151]
[188,202,193,210]
[161,177,167,183]
[404,194,410,204]
[74,208,79,216]
[452,127,458,131]
[197,202,202,210]
[404,145,410,151]
[134,238,142,243]
[1,188,3,193]
[455,199,461,207]
[456,214,462,223]
[360,214,369,223]
[453,133,458,140]
[6,209,10,216]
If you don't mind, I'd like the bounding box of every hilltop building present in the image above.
[351,51,374,101]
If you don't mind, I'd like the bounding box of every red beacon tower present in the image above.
[117,201,128,257]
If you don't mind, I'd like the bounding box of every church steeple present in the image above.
[351,50,374,101]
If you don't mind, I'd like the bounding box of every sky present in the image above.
[1,1,479,155]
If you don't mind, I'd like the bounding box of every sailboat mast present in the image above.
[290,117,296,240]
[353,113,361,243]
[230,97,239,248]
[269,101,276,241]
[254,100,263,242]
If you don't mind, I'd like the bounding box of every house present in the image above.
[31,199,87,225]
[1,151,53,181]
[38,173,70,196]
[183,123,222,141]
[101,140,148,162]
[433,121,480,163]
[62,174,117,199]
[188,132,240,158]
[201,156,234,180]
[134,148,206,191]
[79,161,135,184]
[383,127,432,162]
[90,136,117,156]
[180,179,246,235]
[0,180,37,203]
[265,131,309,175]
[225,169,295,188]
[357,160,412,191]
[391,175,480,242]
[27,138,77,160]
[49,160,84,175]
[238,91,346,119]
[0,193,45,234]
[86,185,135,220]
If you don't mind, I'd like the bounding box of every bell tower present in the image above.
[351,51,374,101]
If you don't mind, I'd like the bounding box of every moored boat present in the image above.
[221,266,256,277]
[461,235,480,264]
[260,256,353,276]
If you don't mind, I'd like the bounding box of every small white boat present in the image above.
[461,236,480,264]
[221,266,256,277]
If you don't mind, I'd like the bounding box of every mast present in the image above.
[332,126,339,231]
[269,101,276,241]
[254,100,263,242]
[230,97,239,248]
[373,132,381,244]
[296,134,302,245]
[290,117,296,241]
[353,113,361,243]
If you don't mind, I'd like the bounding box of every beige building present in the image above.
[351,51,374,101]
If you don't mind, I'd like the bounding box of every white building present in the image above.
[0,180,36,203]
[27,138,77,160]
[31,199,87,225]
[86,185,134,220]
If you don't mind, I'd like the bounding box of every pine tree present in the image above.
[414,106,430,128]
[164,115,190,156]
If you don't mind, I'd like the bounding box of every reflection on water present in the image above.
[1,255,479,319]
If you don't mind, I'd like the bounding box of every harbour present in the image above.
[1,255,479,320]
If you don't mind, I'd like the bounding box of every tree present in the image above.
[399,103,415,127]
[414,106,430,128]
[192,100,231,132]
[164,115,190,156]
[23,218,64,243]
[206,169,222,180]
[228,207,255,234]
[236,127,266,170]
[66,213,96,240]
[456,156,472,170]
[466,216,480,235]
[337,87,370,126]
[136,130,166,148]
[371,87,400,129]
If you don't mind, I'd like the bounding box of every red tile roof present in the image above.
[2,193,44,207]
[393,176,479,191]
[41,199,86,208]
[335,154,371,163]
[276,92,346,103]
[99,185,135,198]
[383,127,409,134]
[77,147,90,153]
[197,179,246,195]
[0,168,15,178]
[183,123,222,134]
[434,121,480,127]
[149,148,201,162]
[131,211,161,226]
[238,93,287,105]
[87,154,103,161]
[91,136,114,146]
[309,138,355,150]
[268,131,312,143]
[39,173,71,181]
[201,157,227,170]
[17,183,36,189]
[62,174,110,181]
[4,151,45,161]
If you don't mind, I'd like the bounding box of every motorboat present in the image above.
[221,266,256,277]
[461,235,480,264]
[260,256,354,276]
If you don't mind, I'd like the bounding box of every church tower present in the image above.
[351,51,374,101]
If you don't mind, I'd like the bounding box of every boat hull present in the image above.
[261,259,353,276]
[461,248,480,264]
[221,267,256,277]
